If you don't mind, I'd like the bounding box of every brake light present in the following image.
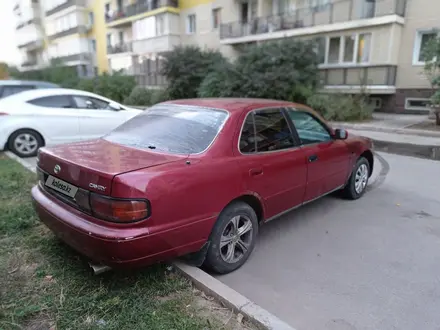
[90,193,150,223]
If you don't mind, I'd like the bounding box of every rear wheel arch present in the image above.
[223,193,265,224]
[360,149,374,177]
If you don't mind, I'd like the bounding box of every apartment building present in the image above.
[13,0,440,113]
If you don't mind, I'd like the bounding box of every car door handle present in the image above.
[308,155,319,163]
[249,168,263,176]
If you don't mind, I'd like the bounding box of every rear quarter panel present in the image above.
[112,157,243,239]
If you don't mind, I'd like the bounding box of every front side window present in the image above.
[253,109,295,152]
[287,110,331,145]
[105,104,228,154]
[28,95,73,108]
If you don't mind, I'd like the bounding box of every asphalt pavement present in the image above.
[217,152,440,330]
[21,152,440,330]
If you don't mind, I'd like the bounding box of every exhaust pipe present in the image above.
[89,262,111,275]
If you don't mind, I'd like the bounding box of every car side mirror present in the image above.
[334,128,348,140]
[109,102,122,111]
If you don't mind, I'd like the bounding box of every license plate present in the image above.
[45,175,78,198]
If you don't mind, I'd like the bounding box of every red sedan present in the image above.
[32,98,373,274]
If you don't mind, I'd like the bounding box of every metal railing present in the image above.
[48,25,87,40]
[107,42,133,54]
[220,0,406,39]
[320,65,397,86]
[106,0,178,24]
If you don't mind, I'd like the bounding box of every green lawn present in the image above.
[0,156,251,330]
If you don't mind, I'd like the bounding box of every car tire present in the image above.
[343,156,370,200]
[7,129,43,158]
[204,201,259,274]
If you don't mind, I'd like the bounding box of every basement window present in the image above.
[404,98,431,111]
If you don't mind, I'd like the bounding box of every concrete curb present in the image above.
[5,151,37,173]
[371,139,440,161]
[331,123,440,138]
[173,261,296,330]
[3,152,296,330]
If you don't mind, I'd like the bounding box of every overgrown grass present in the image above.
[0,156,244,330]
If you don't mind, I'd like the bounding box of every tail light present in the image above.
[90,193,150,223]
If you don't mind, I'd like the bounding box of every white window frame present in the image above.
[404,98,431,111]
[412,30,438,66]
[186,14,196,34]
[323,32,372,67]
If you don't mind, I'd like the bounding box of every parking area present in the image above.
[21,152,440,330]
[216,152,440,330]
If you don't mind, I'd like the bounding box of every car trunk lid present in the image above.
[38,138,187,195]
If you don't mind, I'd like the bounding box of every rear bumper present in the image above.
[31,185,210,268]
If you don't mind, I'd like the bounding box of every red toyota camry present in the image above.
[32,98,373,274]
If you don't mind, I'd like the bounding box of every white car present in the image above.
[0,88,143,157]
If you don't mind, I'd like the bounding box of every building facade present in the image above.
[13,0,440,113]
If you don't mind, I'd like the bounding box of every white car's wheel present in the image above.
[8,129,43,158]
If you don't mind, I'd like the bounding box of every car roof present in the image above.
[0,80,60,87]
[0,88,104,103]
[165,98,304,112]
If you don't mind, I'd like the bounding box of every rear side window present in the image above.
[28,95,73,108]
[239,113,257,153]
[252,108,295,152]
[104,104,229,154]
[1,85,35,98]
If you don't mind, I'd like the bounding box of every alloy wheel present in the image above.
[13,133,38,156]
[220,215,253,264]
[354,163,369,194]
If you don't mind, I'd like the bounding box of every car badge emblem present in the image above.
[54,165,61,174]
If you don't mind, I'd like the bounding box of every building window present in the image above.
[156,15,165,36]
[325,33,372,65]
[88,12,94,25]
[187,14,196,34]
[413,30,437,65]
[405,98,431,111]
[91,39,96,52]
[310,0,330,11]
[106,33,112,47]
[212,8,221,29]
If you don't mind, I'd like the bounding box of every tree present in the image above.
[0,62,9,79]
[161,46,228,99]
[198,39,321,103]
[422,30,440,125]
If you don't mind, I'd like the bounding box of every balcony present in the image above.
[132,35,180,54]
[106,0,178,27]
[220,0,406,42]
[46,0,86,17]
[52,53,91,64]
[107,42,133,55]
[320,65,397,93]
[22,59,38,67]
[48,25,88,41]
[17,39,44,50]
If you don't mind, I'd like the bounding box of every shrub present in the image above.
[197,62,243,98]
[124,87,155,106]
[307,93,374,122]
[76,78,95,93]
[161,46,228,99]
[150,89,170,104]
[92,72,136,103]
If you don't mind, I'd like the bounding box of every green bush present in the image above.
[76,78,95,93]
[198,39,320,102]
[197,62,243,98]
[307,93,374,122]
[161,46,228,99]
[92,72,136,103]
[150,89,170,104]
[124,87,155,106]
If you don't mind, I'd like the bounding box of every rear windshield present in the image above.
[104,104,229,154]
